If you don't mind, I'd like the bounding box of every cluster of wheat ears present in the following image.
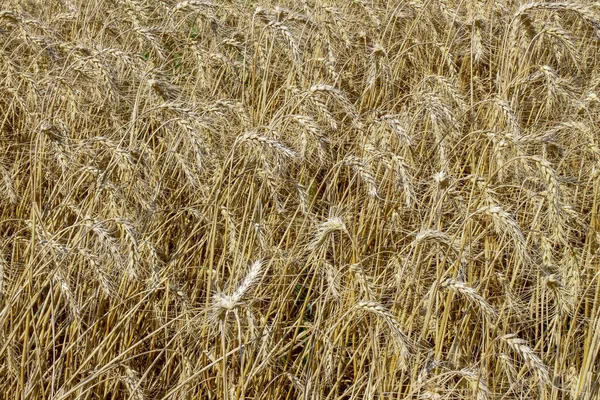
[1,0,600,399]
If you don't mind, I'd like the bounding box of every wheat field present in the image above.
[1,0,600,399]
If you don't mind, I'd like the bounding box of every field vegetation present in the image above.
[1,0,600,398]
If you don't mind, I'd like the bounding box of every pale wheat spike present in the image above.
[66,203,120,256]
[173,0,214,12]
[414,229,465,264]
[235,131,297,159]
[422,389,443,400]
[308,84,357,119]
[342,156,378,198]
[501,333,551,387]
[232,260,265,303]
[440,278,498,322]
[209,99,251,128]
[220,38,243,52]
[515,2,600,29]
[266,21,302,66]
[292,180,310,215]
[52,269,81,323]
[436,43,458,76]
[288,114,327,160]
[530,155,561,212]
[289,114,322,139]
[148,77,181,101]
[320,334,339,384]
[472,22,485,66]
[220,207,238,255]
[0,254,6,298]
[415,229,454,247]
[284,372,305,395]
[511,9,538,45]
[454,368,490,400]
[355,300,413,369]
[389,153,414,206]
[325,42,340,81]
[80,250,114,298]
[543,272,570,316]
[475,204,529,265]
[211,260,264,315]
[376,114,413,145]
[322,262,341,300]
[308,96,338,131]
[99,47,141,66]
[0,10,21,23]
[365,44,387,90]
[275,6,314,26]
[365,145,413,206]
[560,248,580,315]
[348,263,374,300]
[308,216,348,251]
[540,25,577,59]
[420,75,467,112]
[352,0,381,27]
[0,163,17,204]
[491,98,521,139]
[122,365,146,400]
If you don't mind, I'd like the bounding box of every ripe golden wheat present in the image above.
[0,0,599,399]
